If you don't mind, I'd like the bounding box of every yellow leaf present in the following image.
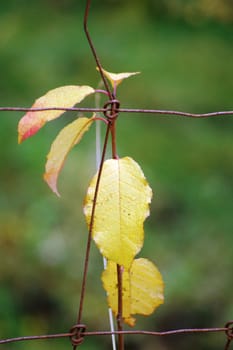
[83,157,152,269]
[97,67,140,88]
[44,116,94,196]
[102,258,164,327]
[18,85,94,143]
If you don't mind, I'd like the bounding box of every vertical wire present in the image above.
[84,0,112,98]
[95,86,117,350]
[77,121,111,328]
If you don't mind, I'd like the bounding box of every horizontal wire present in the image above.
[119,108,233,118]
[0,106,233,118]
[85,327,229,337]
[0,326,229,345]
[0,332,72,344]
[0,107,104,113]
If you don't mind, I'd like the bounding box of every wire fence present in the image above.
[0,1,233,349]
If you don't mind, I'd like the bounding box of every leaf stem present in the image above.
[95,89,109,96]
[93,116,108,124]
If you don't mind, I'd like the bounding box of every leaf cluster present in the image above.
[18,69,164,326]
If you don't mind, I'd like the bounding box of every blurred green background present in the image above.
[0,1,233,349]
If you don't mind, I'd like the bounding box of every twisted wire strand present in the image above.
[0,106,233,118]
[0,324,232,345]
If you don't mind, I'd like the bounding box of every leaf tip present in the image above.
[18,135,23,144]
[96,67,140,88]
[43,173,61,197]
[124,317,136,327]
[18,110,45,143]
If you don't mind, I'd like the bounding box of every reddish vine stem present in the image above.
[110,118,118,159]
[116,265,124,350]
[111,110,124,350]
[106,95,125,350]
[109,100,120,160]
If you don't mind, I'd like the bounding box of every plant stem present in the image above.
[95,89,109,96]
[116,265,124,350]
[109,90,123,350]
[110,119,118,159]
[110,97,120,160]
[95,85,117,350]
